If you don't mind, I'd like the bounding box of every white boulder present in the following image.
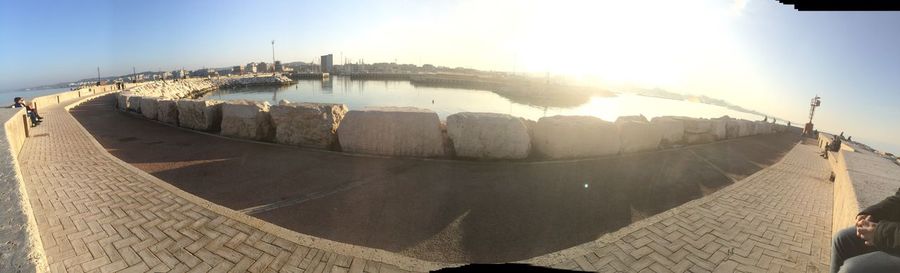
[681,117,712,134]
[616,117,661,153]
[157,99,178,125]
[126,96,142,112]
[220,100,274,141]
[711,117,728,140]
[269,100,348,149]
[176,99,223,131]
[725,119,743,139]
[337,107,445,157]
[651,116,684,146]
[446,112,531,159]
[116,93,129,111]
[140,97,159,120]
[532,116,620,159]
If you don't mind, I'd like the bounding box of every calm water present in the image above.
[203,76,766,122]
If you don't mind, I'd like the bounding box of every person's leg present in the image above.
[832,227,876,273]
[838,251,900,273]
[27,112,38,125]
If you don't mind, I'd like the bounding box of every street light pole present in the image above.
[96,66,101,86]
[271,40,276,75]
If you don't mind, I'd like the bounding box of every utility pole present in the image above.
[96,66,101,85]
[271,40,276,75]
[132,67,137,83]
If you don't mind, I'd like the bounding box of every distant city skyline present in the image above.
[2,0,899,153]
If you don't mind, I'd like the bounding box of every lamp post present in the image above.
[271,40,276,75]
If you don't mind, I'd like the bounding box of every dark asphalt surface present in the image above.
[71,94,801,263]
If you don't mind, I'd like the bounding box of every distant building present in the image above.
[257,62,270,73]
[175,69,188,79]
[243,63,256,73]
[232,65,245,75]
[321,54,333,74]
[274,61,283,72]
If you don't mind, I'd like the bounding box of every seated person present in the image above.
[13,97,42,125]
[821,136,842,158]
[832,188,900,272]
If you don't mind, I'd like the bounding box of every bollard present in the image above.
[22,114,30,137]
[56,95,60,104]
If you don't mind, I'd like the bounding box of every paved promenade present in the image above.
[530,142,834,272]
[18,93,834,272]
[20,96,436,272]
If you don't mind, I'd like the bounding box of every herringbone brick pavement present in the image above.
[532,143,833,273]
[20,96,434,273]
[18,94,833,273]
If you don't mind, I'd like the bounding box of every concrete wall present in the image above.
[0,107,47,273]
[826,136,900,236]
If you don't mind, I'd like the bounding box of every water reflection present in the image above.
[204,76,764,121]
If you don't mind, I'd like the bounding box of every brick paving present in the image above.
[20,96,440,273]
[528,143,833,272]
[19,94,834,272]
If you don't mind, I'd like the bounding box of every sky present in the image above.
[0,0,898,153]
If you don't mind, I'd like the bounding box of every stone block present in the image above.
[532,115,620,159]
[447,112,531,159]
[140,97,159,120]
[738,120,754,137]
[269,100,348,149]
[126,96,142,113]
[680,117,712,134]
[725,119,743,139]
[116,93,128,111]
[711,117,728,140]
[157,99,178,125]
[684,133,717,145]
[220,100,275,141]
[616,117,661,153]
[176,99,223,131]
[337,107,445,157]
[651,116,684,146]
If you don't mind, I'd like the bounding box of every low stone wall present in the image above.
[112,81,789,160]
[1,85,120,273]
[0,107,46,273]
[824,134,900,236]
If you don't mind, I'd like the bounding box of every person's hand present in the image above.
[857,215,878,246]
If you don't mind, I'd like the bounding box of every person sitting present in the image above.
[821,135,842,158]
[13,97,42,126]
[831,188,900,272]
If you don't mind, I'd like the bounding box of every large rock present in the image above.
[725,119,743,139]
[754,121,771,135]
[738,119,754,137]
[532,116,620,159]
[126,96,142,113]
[616,117,661,153]
[269,100,348,148]
[446,112,531,159]
[176,99,223,131]
[681,117,712,134]
[157,99,178,125]
[711,117,729,140]
[220,100,274,141]
[685,133,717,145]
[651,116,684,146]
[337,107,445,157]
[140,97,159,120]
[116,93,129,111]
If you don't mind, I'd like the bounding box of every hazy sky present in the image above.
[1,0,898,152]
